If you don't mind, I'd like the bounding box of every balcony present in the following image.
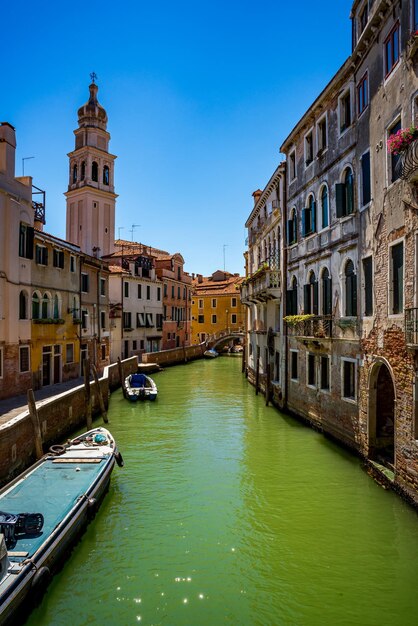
[396,137,418,183]
[405,308,418,348]
[285,315,333,339]
[241,265,281,304]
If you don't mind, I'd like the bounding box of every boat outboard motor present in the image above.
[0,534,10,580]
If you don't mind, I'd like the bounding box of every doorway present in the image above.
[368,361,395,467]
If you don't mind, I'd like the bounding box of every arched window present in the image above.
[53,294,60,319]
[92,161,98,182]
[302,195,316,236]
[304,271,318,314]
[103,165,109,185]
[42,293,50,319]
[336,168,354,217]
[287,276,298,315]
[321,268,332,315]
[72,164,77,184]
[287,208,297,245]
[81,161,86,180]
[345,260,357,316]
[32,292,40,319]
[321,186,329,229]
[19,290,28,319]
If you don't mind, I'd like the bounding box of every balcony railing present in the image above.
[241,268,281,303]
[286,315,333,338]
[405,308,418,347]
[396,137,418,182]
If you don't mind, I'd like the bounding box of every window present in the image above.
[345,260,357,316]
[100,278,106,296]
[164,284,167,298]
[157,287,161,301]
[231,314,237,324]
[138,284,142,299]
[103,165,109,185]
[101,344,106,360]
[342,359,356,400]
[322,268,332,316]
[317,117,327,153]
[171,286,175,298]
[81,273,89,293]
[336,168,354,217]
[53,249,64,269]
[81,309,88,329]
[72,164,77,183]
[211,314,217,324]
[357,73,369,117]
[53,294,60,319]
[198,299,203,308]
[302,195,316,236]
[19,290,28,319]
[304,272,318,314]
[289,151,296,180]
[359,3,368,34]
[415,0,418,30]
[286,276,298,315]
[20,224,34,260]
[361,151,371,205]
[320,356,330,391]
[100,310,106,330]
[66,344,74,364]
[307,354,316,387]
[320,186,329,229]
[212,299,217,308]
[70,256,76,273]
[123,312,132,329]
[340,91,352,133]
[291,350,298,381]
[41,293,50,319]
[81,161,86,180]
[156,314,163,329]
[198,315,204,323]
[124,282,129,298]
[147,285,151,300]
[384,22,400,77]
[363,257,373,316]
[391,242,404,314]
[305,131,314,166]
[388,120,402,183]
[92,161,98,182]
[19,346,30,373]
[231,297,237,307]
[177,286,181,299]
[287,208,297,245]
[35,245,48,266]
[32,293,40,319]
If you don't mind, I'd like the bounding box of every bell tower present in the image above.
[65,77,117,257]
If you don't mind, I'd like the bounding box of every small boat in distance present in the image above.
[125,373,158,402]
[204,348,218,358]
[0,427,122,626]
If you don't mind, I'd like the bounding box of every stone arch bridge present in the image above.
[205,329,245,351]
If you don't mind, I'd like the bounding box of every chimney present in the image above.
[0,122,16,178]
[197,274,203,284]
[252,189,262,206]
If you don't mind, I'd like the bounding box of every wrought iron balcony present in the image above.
[396,138,418,182]
[286,315,333,339]
[241,263,281,304]
[405,308,418,347]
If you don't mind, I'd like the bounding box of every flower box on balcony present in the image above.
[34,318,65,325]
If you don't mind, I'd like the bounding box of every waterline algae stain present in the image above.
[26,358,418,625]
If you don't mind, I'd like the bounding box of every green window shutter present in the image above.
[336,183,346,218]
[313,281,319,315]
[361,152,371,206]
[346,178,354,214]
[303,284,311,314]
[292,288,298,315]
[301,208,306,237]
[286,290,293,315]
[311,202,316,232]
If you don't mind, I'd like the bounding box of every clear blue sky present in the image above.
[3,0,353,277]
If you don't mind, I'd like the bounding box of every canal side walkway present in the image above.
[0,378,85,425]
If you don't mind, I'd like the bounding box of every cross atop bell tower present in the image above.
[65,78,117,257]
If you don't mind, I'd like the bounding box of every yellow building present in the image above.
[191,270,245,344]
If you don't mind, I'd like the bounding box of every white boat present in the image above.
[204,349,218,358]
[0,427,122,625]
[125,373,158,401]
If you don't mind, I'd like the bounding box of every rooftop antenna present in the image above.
[118,226,124,240]
[130,224,141,241]
[90,71,97,83]
[22,156,35,176]
[223,244,228,271]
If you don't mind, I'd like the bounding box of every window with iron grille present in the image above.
[342,359,356,400]
[19,346,30,373]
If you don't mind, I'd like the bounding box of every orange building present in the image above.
[191,271,245,344]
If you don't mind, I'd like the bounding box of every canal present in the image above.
[27,357,418,625]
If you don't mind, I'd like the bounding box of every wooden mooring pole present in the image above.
[265,361,271,407]
[91,363,108,423]
[84,359,92,431]
[27,389,43,460]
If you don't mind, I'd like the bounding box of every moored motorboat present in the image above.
[125,373,158,401]
[0,427,122,625]
[204,349,218,358]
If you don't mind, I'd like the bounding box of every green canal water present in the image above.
[26,357,418,625]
